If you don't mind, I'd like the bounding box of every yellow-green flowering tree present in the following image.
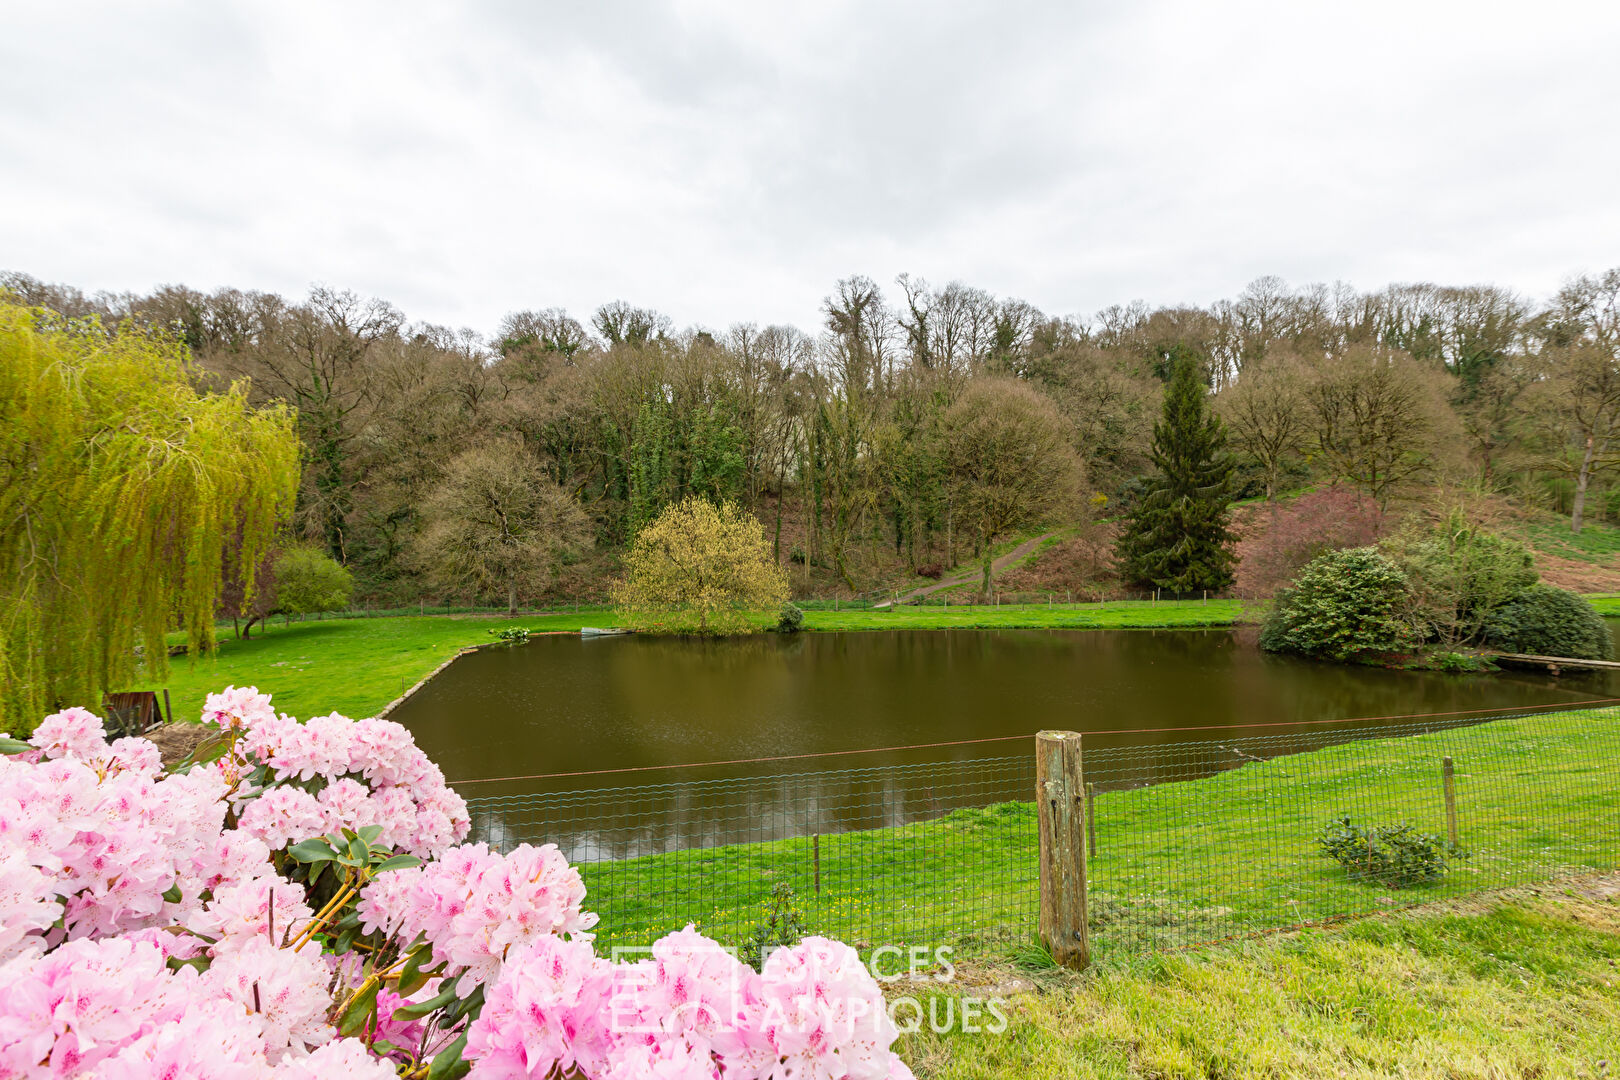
[0,299,299,730]
[612,497,789,634]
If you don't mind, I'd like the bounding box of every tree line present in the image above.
[3,267,1616,606]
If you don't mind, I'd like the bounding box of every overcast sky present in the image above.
[3,1,1618,335]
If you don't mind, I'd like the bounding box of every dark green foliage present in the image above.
[487,626,531,643]
[1382,511,1537,646]
[1116,349,1237,591]
[1317,816,1466,888]
[775,602,805,633]
[1259,547,1415,660]
[1484,585,1615,660]
[740,882,806,971]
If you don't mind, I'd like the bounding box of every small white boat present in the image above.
[580,627,633,638]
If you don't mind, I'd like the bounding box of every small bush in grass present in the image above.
[741,882,807,971]
[488,626,531,643]
[1484,584,1615,660]
[1317,816,1466,888]
[776,602,805,633]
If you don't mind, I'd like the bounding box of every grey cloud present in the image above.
[1,0,1618,335]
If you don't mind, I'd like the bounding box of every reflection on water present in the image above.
[391,624,1620,856]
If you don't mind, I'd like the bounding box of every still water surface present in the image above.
[396,624,1620,797]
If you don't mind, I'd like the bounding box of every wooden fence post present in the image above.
[1442,756,1459,846]
[1036,730,1090,969]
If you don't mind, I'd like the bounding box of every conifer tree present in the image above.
[1116,348,1237,591]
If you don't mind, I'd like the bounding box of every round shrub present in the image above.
[1260,546,1415,661]
[775,602,805,634]
[1483,584,1615,660]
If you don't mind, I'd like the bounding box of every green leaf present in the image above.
[396,943,433,997]
[392,978,460,1021]
[333,922,362,955]
[438,984,484,1028]
[357,824,384,845]
[161,884,183,904]
[346,834,370,866]
[0,736,32,755]
[286,839,336,864]
[427,1031,469,1080]
[372,854,422,874]
[337,979,381,1037]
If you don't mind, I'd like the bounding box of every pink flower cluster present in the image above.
[0,740,276,948]
[27,706,163,777]
[466,927,913,1080]
[357,841,598,988]
[1,692,916,1080]
[206,687,469,858]
[0,936,394,1079]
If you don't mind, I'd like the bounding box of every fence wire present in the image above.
[462,706,1620,959]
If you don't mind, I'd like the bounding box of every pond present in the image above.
[396,623,1620,798]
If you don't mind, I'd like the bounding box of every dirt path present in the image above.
[875,531,1058,608]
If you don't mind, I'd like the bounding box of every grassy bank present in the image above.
[519,706,1620,957]
[899,881,1620,1078]
[138,601,1255,723]
[139,611,614,722]
[802,598,1251,631]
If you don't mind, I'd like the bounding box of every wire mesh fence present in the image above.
[462,705,1620,960]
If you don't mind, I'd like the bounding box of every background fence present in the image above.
[462,704,1620,960]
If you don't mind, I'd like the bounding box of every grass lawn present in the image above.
[504,707,1620,959]
[898,880,1620,1078]
[804,599,1251,631]
[135,600,1258,723]
[1591,594,1620,616]
[137,610,616,723]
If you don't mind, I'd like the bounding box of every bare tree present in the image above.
[1218,355,1308,503]
[1305,349,1441,511]
[1534,269,1620,532]
[414,440,592,612]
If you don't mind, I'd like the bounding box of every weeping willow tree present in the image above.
[0,299,299,731]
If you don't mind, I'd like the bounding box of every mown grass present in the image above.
[138,610,615,722]
[136,601,1257,723]
[1590,595,1620,616]
[898,882,1620,1078]
[531,707,1620,958]
[802,599,1252,631]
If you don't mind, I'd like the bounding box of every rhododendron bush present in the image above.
[0,688,912,1079]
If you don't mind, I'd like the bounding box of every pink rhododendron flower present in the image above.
[202,686,278,734]
[0,846,58,961]
[745,937,912,1080]
[88,1001,269,1080]
[189,877,314,953]
[358,842,596,988]
[0,689,915,1080]
[30,707,110,762]
[106,737,163,777]
[237,787,327,852]
[0,936,196,1078]
[465,934,615,1079]
[268,1037,399,1079]
[201,937,335,1060]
